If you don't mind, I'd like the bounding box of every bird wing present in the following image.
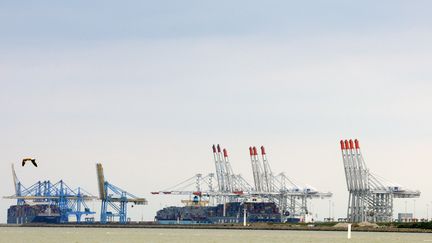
[31,160,38,167]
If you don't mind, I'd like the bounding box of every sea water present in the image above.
[1,227,432,243]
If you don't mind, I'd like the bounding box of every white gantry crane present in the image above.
[152,144,331,222]
[212,144,253,195]
[248,145,332,219]
[151,145,252,206]
[340,139,420,222]
[151,173,217,206]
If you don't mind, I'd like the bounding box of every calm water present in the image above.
[1,227,432,243]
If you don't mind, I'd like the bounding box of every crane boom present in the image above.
[96,163,106,200]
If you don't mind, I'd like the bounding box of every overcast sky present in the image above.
[1,1,432,222]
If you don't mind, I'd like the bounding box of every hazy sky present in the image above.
[1,1,432,222]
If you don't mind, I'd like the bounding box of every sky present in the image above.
[1,0,432,222]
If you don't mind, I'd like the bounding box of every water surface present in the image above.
[1,227,432,243]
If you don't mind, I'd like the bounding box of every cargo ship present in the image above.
[7,204,61,224]
[155,197,298,224]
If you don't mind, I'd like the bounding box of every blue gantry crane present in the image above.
[4,164,97,223]
[96,163,147,224]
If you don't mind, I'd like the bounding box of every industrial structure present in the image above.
[340,139,420,222]
[247,145,332,219]
[96,163,147,224]
[4,164,97,223]
[4,163,147,224]
[152,144,332,222]
[5,139,423,224]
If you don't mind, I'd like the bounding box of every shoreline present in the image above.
[1,223,432,233]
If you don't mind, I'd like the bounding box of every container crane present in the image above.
[248,145,332,220]
[96,163,147,224]
[4,164,97,223]
[340,139,420,222]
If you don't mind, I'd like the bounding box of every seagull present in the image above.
[22,158,37,167]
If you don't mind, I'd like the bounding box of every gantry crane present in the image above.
[96,163,147,224]
[340,139,420,222]
[152,144,331,222]
[152,145,254,206]
[4,164,97,223]
[248,145,332,220]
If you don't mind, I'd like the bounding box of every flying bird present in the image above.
[22,158,37,167]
